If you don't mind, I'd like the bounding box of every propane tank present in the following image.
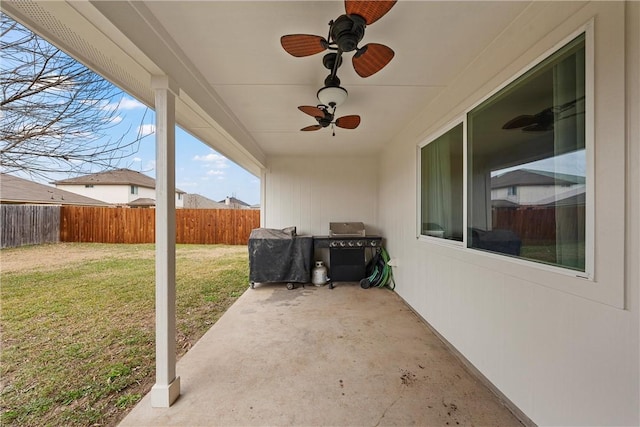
[311,261,328,286]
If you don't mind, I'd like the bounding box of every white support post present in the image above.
[150,75,180,408]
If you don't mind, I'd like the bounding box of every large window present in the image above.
[420,123,463,241]
[418,33,589,273]
[467,34,586,271]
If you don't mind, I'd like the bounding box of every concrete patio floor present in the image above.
[120,283,523,426]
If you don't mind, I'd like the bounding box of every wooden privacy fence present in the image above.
[1,205,61,248]
[493,205,585,244]
[60,206,260,245]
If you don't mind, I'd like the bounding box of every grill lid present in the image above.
[329,222,365,237]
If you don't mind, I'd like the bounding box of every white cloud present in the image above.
[82,99,109,109]
[119,98,146,110]
[100,97,146,113]
[33,75,74,94]
[177,181,199,188]
[132,157,142,163]
[193,152,230,178]
[137,124,156,137]
[109,115,123,124]
[193,153,227,163]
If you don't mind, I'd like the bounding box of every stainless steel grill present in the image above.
[329,222,366,237]
[314,222,382,288]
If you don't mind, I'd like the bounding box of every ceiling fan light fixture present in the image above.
[317,85,348,108]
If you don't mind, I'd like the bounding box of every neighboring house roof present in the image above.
[52,168,186,193]
[184,194,230,209]
[549,193,586,207]
[538,187,587,206]
[492,169,586,189]
[128,197,156,207]
[0,173,108,206]
[491,199,520,208]
[219,196,250,207]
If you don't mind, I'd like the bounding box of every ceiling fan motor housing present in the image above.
[330,14,366,52]
[322,53,343,71]
[317,110,334,128]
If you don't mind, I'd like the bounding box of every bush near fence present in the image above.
[1,205,61,248]
[60,206,260,245]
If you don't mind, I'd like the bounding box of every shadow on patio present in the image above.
[120,284,522,426]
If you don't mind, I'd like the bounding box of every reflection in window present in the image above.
[420,123,463,241]
[468,34,586,271]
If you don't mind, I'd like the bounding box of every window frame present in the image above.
[417,22,594,280]
[416,117,466,247]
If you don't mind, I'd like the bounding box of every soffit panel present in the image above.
[6,0,534,167]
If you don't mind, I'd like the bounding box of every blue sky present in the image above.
[98,96,261,206]
[1,14,260,206]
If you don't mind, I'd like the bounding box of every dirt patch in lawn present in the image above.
[1,243,152,273]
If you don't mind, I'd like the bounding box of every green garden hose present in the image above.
[360,247,395,290]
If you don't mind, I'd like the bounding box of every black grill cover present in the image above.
[248,228,313,283]
[471,228,522,256]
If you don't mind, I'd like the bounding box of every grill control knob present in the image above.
[330,241,337,248]
[370,241,378,246]
[340,241,346,247]
[348,241,355,247]
[356,241,363,247]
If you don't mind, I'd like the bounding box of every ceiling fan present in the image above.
[298,105,360,136]
[502,96,585,132]
[281,0,397,78]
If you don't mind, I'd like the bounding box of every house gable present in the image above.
[52,169,185,206]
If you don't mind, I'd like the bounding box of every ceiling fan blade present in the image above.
[345,0,397,25]
[298,105,325,118]
[301,125,323,132]
[522,123,554,132]
[335,115,361,129]
[502,115,538,129]
[281,34,327,57]
[352,43,394,77]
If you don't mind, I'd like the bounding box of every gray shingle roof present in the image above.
[184,194,230,209]
[492,169,585,189]
[52,168,186,193]
[52,168,156,188]
[1,174,108,206]
[128,197,156,207]
[218,196,250,207]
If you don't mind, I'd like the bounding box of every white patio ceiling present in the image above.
[4,1,532,176]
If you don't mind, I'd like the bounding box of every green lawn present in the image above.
[520,241,585,271]
[0,243,249,427]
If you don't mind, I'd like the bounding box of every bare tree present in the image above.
[0,13,151,179]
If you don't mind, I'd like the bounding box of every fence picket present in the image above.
[56,206,259,245]
[1,205,61,248]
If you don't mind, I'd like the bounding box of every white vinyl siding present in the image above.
[377,2,635,425]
